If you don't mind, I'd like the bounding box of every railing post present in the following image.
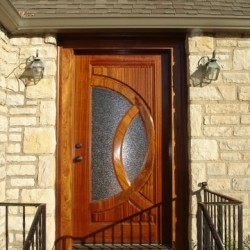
[197,204,202,250]
[42,204,46,250]
[238,204,243,250]
[217,204,223,243]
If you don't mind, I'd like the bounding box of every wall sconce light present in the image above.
[205,51,220,81]
[30,50,44,83]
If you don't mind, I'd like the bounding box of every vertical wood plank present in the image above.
[56,47,75,250]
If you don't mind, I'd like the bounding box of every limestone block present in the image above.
[6,78,19,92]
[46,216,56,250]
[20,47,57,60]
[0,105,7,113]
[208,178,231,191]
[10,37,30,46]
[21,189,55,213]
[7,165,36,176]
[6,94,24,105]
[231,193,249,205]
[238,40,250,47]
[234,126,250,136]
[10,117,36,126]
[241,115,250,124]
[45,34,57,45]
[210,115,239,125]
[220,139,250,151]
[0,166,5,179]
[191,139,219,160]
[43,60,57,76]
[228,163,250,176]
[0,133,7,142]
[40,101,56,125]
[233,49,250,70]
[7,143,21,153]
[6,155,36,162]
[9,127,22,132]
[244,152,250,160]
[0,150,5,165]
[205,103,248,114]
[9,133,22,142]
[218,86,237,100]
[0,75,6,88]
[190,162,206,190]
[204,126,232,137]
[188,36,214,52]
[38,155,55,187]
[6,189,19,200]
[221,152,242,160]
[23,127,56,154]
[207,163,226,175]
[222,72,250,84]
[7,52,18,64]
[233,178,250,191]
[189,86,222,101]
[0,115,8,132]
[189,104,202,136]
[26,100,38,105]
[188,55,201,76]
[30,37,44,45]
[10,107,37,115]
[0,181,5,201]
[216,39,237,47]
[239,86,250,101]
[26,78,56,99]
[10,178,35,187]
[0,90,6,105]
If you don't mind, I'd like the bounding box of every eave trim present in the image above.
[1,0,250,34]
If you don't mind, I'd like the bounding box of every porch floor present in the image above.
[72,244,172,249]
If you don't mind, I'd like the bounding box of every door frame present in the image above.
[56,32,188,250]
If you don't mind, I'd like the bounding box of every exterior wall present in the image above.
[188,34,250,245]
[1,27,250,249]
[0,26,8,249]
[0,26,57,249]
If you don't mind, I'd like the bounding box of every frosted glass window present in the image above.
[91,87,131,201]
[122,115,147,183]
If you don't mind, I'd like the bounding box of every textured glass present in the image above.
[122,115,147,183]
[91,87,131,201]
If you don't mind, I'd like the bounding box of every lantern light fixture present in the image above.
[205,51,221,81]
[30,50,44,83]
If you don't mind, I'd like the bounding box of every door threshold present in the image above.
[72,243,172,249]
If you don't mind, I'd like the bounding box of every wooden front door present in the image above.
[57,34,188,250]
[72,55,166,244]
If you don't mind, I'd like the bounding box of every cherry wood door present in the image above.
[72,55,166,244]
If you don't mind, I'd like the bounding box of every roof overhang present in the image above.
[1,0,250,34]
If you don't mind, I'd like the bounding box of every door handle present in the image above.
[73,155,83,163]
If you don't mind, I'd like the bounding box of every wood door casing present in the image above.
[73,55,163,243]
[57,34,188,250]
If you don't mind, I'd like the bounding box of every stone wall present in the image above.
[0,26,9,250]
[1,27,250,249]
[0,26,57,249]
[188,35,250,245]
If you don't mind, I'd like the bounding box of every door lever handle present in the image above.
[73,155,83,163]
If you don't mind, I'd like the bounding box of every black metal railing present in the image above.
[0,203,46,250]
[198,182,243,250]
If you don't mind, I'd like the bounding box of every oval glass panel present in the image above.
[91,87,131,201]
[122,115,147,183]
